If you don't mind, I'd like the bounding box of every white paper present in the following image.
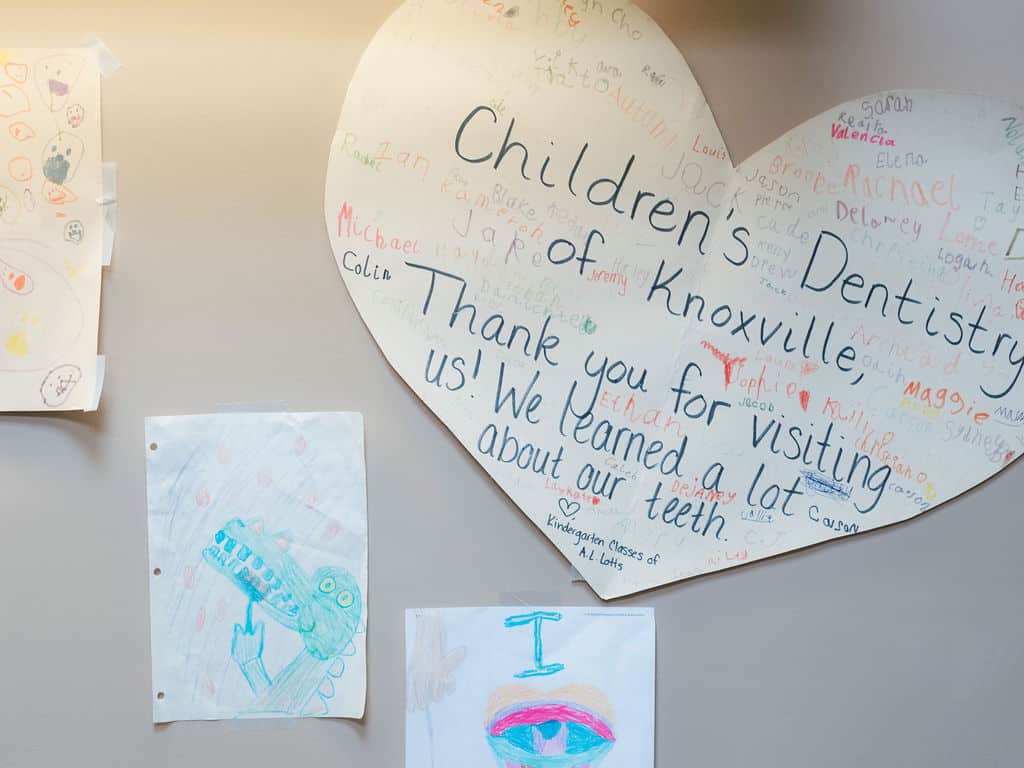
[0,47,105,411]
[406,607,654,768]
[145,412,368,722]
[325,0,1024,598]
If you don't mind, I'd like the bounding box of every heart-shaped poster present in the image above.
[325,0,1024,598]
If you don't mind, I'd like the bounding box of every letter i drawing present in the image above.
[504,611,565,678]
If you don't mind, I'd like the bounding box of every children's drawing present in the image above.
[201,517,363,716]
[146,412,368,722]
[41,131,83,185]
[486,684,616,768]
[34,52,84,112]
[505,611,565,678]
[325,0,1024,598]
[408,609,468,767]
[0,253,33,294]
[38,362,82,407]
[65,104,84,129]
[0,48,103,411]
[405,607,654,768]
[0,240,84,373]
[63,220,83,244]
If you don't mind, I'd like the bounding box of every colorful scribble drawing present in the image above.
[34,53,83,112]
[0,240,85,373]
[486,611,615,766]
[65,104,84,128]
[485,685,616,768]
[0,256,33,294]
[0,48,102,410]
[406,607,652,767]
[41,131,82,186]
[201,517,363,717]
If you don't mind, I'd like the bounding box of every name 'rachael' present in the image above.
[405,261,561,366]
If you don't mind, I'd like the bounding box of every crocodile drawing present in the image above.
[202,517,363,716]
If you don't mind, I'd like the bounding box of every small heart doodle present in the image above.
[558,498,580,520]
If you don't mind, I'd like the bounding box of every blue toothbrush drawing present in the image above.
[202,517,363,716]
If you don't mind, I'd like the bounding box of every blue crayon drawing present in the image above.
[505,611,564,678]
[202,517,363,717]
[800,470,852,500]
[146,411,367,723]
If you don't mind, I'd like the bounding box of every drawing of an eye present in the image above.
[336,590,353,607]
[318,577,336,593]
[486,687,616,768]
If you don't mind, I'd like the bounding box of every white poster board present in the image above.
[325,0,1024,598]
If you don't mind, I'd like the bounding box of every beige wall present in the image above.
[1,2,1022,765]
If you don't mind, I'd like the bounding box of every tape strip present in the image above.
[80,35,121,78]
[97,162,117,267]
[86,355,106,412]
[72,38,116,410]
[498,591,567,605]
[98,162,117,206]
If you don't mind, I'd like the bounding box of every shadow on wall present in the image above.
[636,0,820,33]
[631,0,835,164]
